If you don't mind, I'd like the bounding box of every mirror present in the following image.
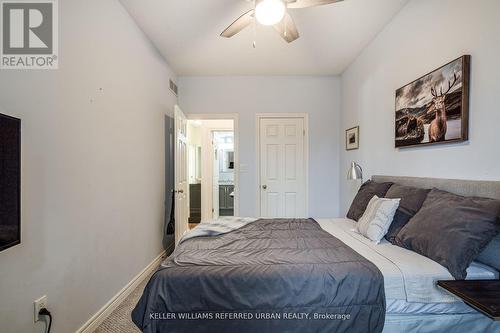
[220,149,234,172]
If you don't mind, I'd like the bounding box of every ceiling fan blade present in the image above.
[273,13,299,43]
[287,0,344,9]
[220,9,255,38]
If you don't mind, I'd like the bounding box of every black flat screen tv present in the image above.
[0,113,21,252]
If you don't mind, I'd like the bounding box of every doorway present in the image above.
[257,114,308,218]
[183,114,239,229]
[213,131,235,217]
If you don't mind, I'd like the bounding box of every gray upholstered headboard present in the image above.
[372,175,500,201]
[373,175,500,273]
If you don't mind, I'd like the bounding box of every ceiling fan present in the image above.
[220,0,344,45]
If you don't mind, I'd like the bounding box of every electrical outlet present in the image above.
[34,296,47,323]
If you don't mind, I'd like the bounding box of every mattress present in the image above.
[316,218,498,314]
[386,299,474,315]
[384,313,500,333]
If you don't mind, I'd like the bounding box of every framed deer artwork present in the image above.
[395,55,470,148]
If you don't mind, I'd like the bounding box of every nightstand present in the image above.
[437,280,500,320]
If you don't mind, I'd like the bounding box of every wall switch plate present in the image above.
[34,295,47,322]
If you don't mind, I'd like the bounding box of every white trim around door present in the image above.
[256,113,309,217]
[186,113,240,218]
[174,105,189,244]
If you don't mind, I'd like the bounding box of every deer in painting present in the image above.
[428,72,459,142]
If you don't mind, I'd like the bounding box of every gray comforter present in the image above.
[132,218,385,333]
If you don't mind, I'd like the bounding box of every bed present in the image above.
[132,176,500,333]
[370,175,500,333]
[132,217,386,332]
[317,218,498,333]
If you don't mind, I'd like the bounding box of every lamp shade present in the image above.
[347,162,363,181]
[255,0,286,26]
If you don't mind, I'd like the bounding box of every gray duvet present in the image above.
[132,218,385,333]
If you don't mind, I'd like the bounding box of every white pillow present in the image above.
[357,195,400,243]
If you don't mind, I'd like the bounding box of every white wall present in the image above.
[340,0,500,213]
[178,76,341,218]
[0,1,177,332]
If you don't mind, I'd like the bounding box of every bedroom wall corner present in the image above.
[178,76,342,218]
[339,0,500,214]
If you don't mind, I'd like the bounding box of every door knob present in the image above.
[262,185,267,190]
[174,189,184,194]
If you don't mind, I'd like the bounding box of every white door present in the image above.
[174,105,188,244]
[212,136,219,219]
[259,117,306,218]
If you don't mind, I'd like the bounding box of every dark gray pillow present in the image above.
[476,233,500,271]
[346,180,393,221]
[384,184,430,244]
[395,188,500,280]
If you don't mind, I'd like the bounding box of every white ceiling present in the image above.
[120,0,409,76]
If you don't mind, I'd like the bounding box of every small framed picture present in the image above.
[346,126,359,150]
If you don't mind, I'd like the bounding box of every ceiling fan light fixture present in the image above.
[255,0,286,26]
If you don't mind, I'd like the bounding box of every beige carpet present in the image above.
[93,268,156,333]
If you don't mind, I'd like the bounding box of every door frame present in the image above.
[186,113,240,219]
[255,113,309,217]
[174,105,189,244]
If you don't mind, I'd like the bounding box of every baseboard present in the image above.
[76,250,167,333]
